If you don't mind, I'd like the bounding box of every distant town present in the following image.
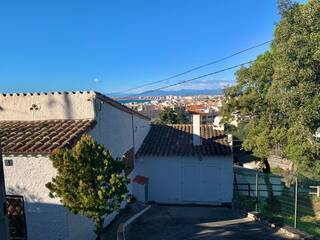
[117,94,225,126]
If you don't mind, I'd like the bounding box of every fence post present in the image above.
[294,177,298,228]
[255,173,259,212]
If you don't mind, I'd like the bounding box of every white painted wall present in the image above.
[89,101,150,195]
[67,207,120,240]
[135,156,233,204]
[90,101,150,159]
[0,92,95,121]
[3,155,69,240]
[2,155,131,240]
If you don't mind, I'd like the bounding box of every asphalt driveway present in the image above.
[127,205,289,240]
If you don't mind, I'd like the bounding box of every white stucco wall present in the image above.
[135,156,233,204]
[90,101,150,159]
[89,101,150,195]
[2,155,126,240]
[3,155,69,240]
[132,115,150,154]
[0,91,95,121]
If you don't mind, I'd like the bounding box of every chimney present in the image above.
[192,114,201,146]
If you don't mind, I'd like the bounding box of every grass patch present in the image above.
[234,195,320,237]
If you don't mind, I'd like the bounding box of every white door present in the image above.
[182,165,200,201]
[200,165,222,202]
[182,162,222,203]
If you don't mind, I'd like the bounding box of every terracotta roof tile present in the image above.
[136,124,231,157]
[0,119,96,154]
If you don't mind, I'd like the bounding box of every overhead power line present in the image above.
[125,60,253,98]
[122,40,271,93]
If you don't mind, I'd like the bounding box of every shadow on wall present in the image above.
[7,185,97,240]
[7,185,42,202]
[46,93,74,119]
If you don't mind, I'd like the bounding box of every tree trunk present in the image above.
[95,217,104,240]
[262,158,274,201]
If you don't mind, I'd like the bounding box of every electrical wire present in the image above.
[119,40,271,94]
[125,60,253,97]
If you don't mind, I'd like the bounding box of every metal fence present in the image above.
[234,171,320,238]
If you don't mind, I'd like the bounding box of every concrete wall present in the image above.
[3,155,69,240]
[134,156,233,204]
[0,91,95,121]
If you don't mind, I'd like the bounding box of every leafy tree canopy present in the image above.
[223,0,320,179]
[46,135,129,237]
[176,109,188,124]
[159,107,187,124]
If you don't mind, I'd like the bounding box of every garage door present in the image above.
[182,163,223,203]
[135,157,232,204]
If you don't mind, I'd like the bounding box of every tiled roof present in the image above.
[136,124,231,157]
[0,119,96,154]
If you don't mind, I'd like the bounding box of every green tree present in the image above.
[46,135,129,238]
[223,0,320,179]
[159,107,177,124]
[176,109,187,124]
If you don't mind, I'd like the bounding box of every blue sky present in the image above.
[0,0,306,95]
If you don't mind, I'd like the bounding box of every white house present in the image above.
[133,114,234,205]
[0,91,150,240]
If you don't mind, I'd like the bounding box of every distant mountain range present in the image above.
[108,88,223,98]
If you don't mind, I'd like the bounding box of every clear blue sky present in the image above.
[0,0,306,95]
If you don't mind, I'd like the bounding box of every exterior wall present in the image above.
[134,156,233,204]
[0,91,95,121]
[2,155,121,240]
[132,115,150,154]
[67,208,119,240]
[2,155,69,240]
[89,101,149,194]
[90,101,150,158]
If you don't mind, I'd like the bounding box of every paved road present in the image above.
[127,205,289,240]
